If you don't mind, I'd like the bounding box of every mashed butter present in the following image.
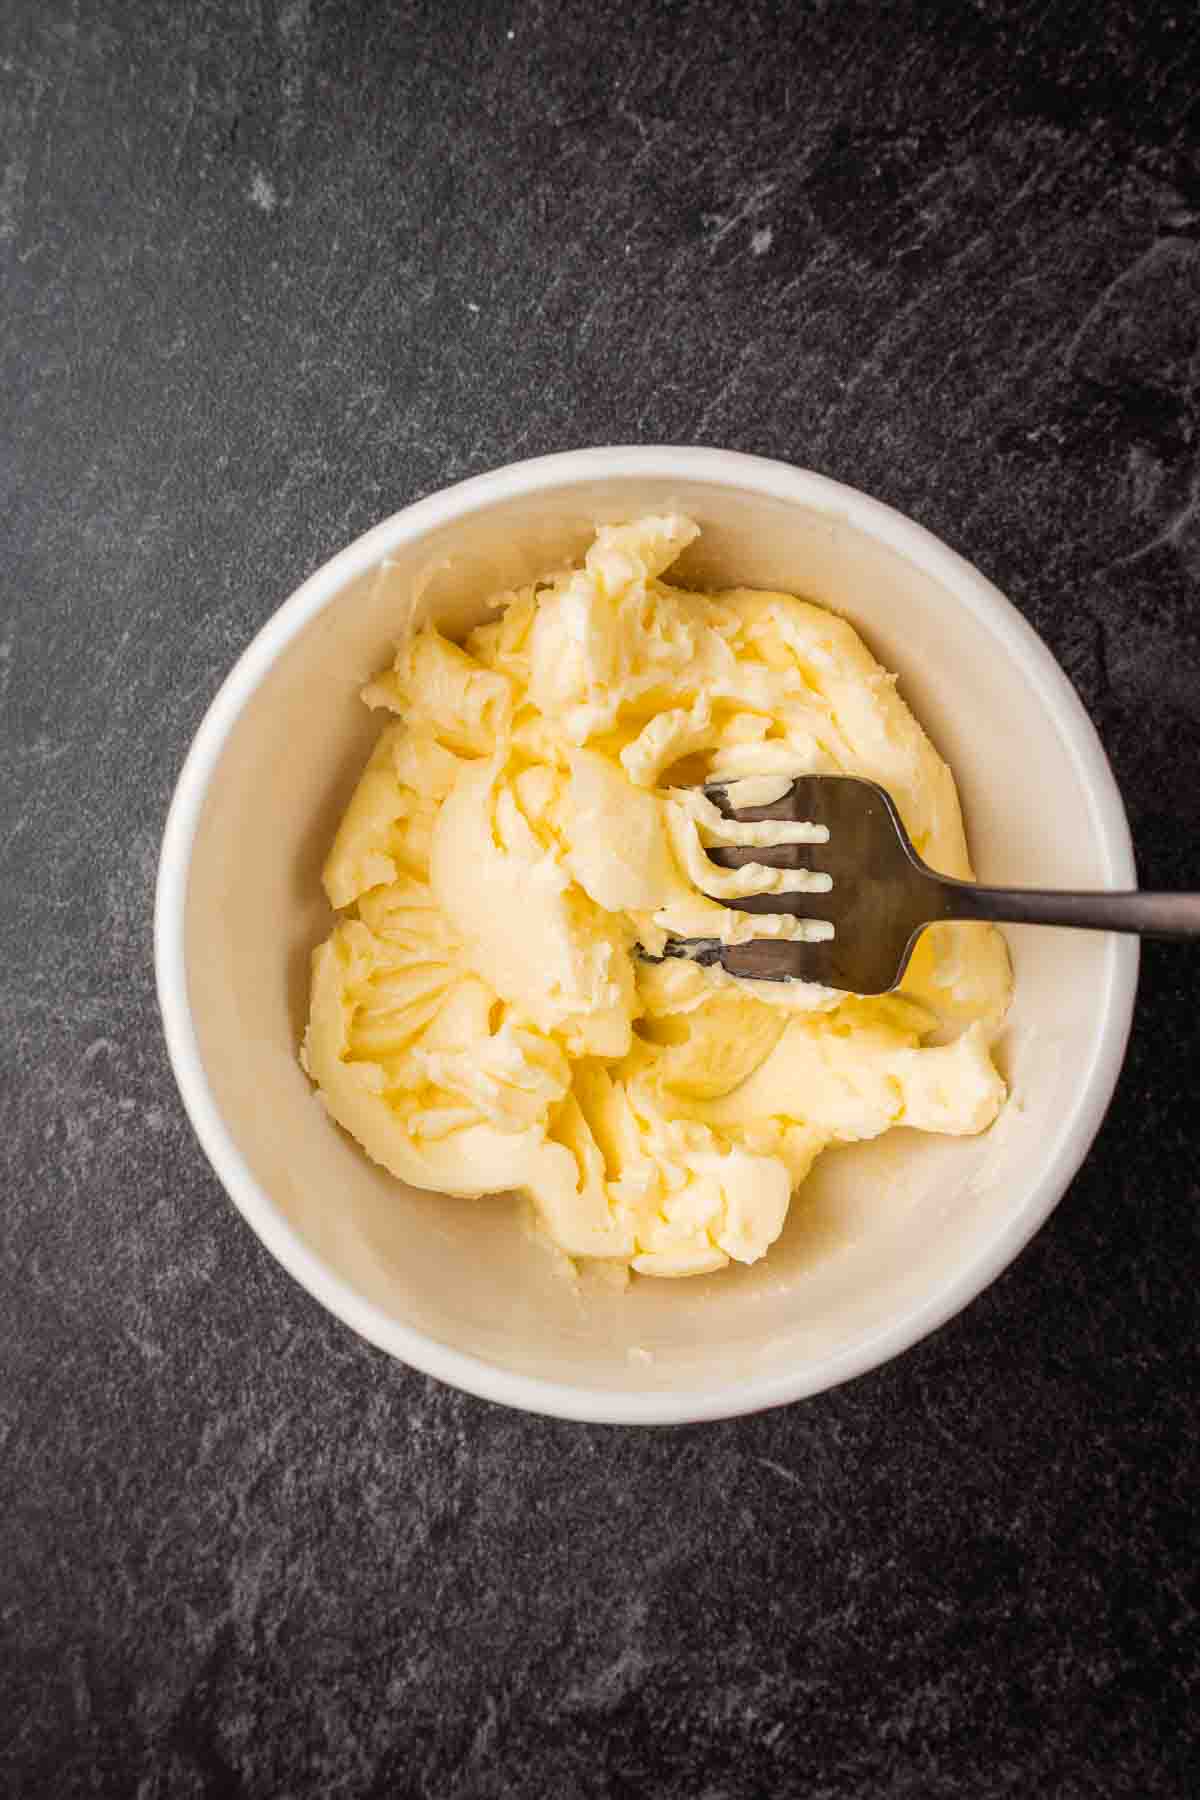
[303,516,1011,1278]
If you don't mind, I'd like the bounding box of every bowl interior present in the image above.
[180,471,1131,1406]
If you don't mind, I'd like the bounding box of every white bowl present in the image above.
[155,448,1137,1424]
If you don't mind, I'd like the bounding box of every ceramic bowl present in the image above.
[155,448,1137,1423]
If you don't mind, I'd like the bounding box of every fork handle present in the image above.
[932,880,1200,938]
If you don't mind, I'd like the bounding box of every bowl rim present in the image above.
[155,446,1138,1425]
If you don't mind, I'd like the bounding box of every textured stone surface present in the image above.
[3,1,1199,1794]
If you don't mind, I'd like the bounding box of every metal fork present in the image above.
[663,775,1200,994]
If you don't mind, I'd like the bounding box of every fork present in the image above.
[662,775,1200,994]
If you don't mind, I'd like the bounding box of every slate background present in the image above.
[3,1,1199,1794]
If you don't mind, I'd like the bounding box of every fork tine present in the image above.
[703,782,814,823]
[717,940,837,983]
[722,892,837,918]
[706,844,817,870]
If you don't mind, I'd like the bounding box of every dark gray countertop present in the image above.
[3,1,1199,1794]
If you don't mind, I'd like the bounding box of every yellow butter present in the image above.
[303,515,1011,1278]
